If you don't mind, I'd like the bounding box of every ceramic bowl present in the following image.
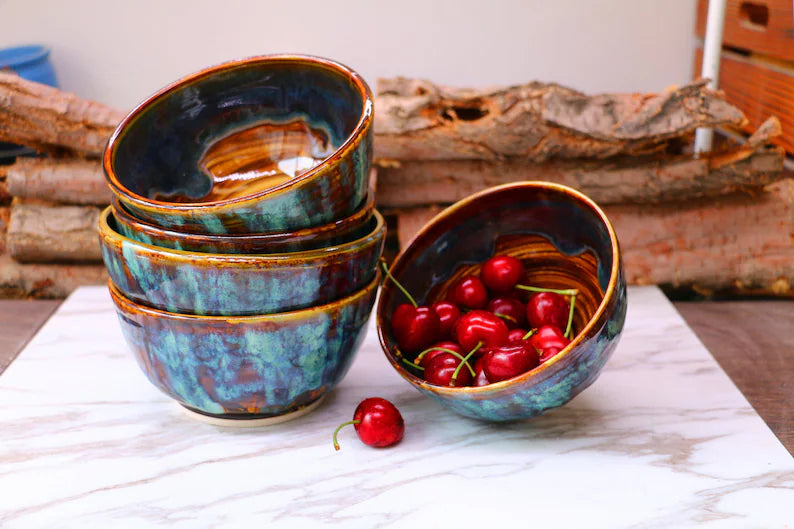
[109,272,378,419]
[99,206,384,316]
[104,54,373,234]
[376,182,627,422]
[110,192,375,254]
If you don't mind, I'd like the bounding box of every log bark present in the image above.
[6,157,111,205]
[0,254,107,298]
[7,202,102,263]
[0,206,9,254]
[376,144,785,208]
[393,179,794,296]
[0,72,125,156]
[374,77,748,162]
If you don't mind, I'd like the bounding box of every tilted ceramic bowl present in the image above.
[99,206,384,316]
[110,273,378,419]
[104,54,373,234]
[376,182,626,422]
[110,192,375,254]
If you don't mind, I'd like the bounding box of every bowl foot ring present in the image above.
[179,395,326,427]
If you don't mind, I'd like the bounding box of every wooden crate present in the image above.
[694,0,794,154]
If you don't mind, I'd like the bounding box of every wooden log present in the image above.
[375,77,747,162]
[6,157,111,205]
[0,72,125,156]
[0,254,107,298]
[7,201,102,263]
[0,206,9,254]
[392,179,794,296]
[376,143,785,208]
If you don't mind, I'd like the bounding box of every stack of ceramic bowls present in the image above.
[100,55,384,424]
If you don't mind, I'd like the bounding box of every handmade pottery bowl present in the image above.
[99,206,385,316]
[110,193,375,254]
[110,272,378,419]
[104,54,373,234]
[376,182,626,422]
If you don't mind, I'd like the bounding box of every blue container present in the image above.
[0,45,58,87]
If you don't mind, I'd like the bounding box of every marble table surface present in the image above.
[1,286,792,528]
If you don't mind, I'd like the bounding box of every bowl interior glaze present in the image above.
[109,55,368,205]
[376,182,626,421]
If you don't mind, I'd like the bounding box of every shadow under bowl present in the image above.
[110,273,378,419]
[104,54,373,234]
[111,193,375,254]
[376,181,627,422]
[99,206,385,316]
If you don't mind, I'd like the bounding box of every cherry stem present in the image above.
[565,294,576,338]
[333,419,361,451]
[494,313,517,324]
[415,347,476,377]
[380,260,417,308]
[451,341,483,386]
[522,328,537,340]
[516,285,579,297]
[402,358,424,371]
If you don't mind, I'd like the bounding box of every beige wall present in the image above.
[0,0,696,110]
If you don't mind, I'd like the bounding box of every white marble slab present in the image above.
[0,286,792,528]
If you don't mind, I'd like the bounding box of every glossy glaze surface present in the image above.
[109,275,378,418]
[99,207,384,316]
[377,182,626,421]
[111,193,374,254]
[104,54,372,234]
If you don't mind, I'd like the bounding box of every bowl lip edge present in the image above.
[108,268,380,323]
[103,53,373,211]
[98,205,385,263]
[376,180,623,396]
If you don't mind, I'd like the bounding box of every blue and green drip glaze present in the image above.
[111,275,378,417]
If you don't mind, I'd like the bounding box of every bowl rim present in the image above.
[99,205,385,262]
[377,181,621,396]
[103,53,373,210]
[109,270,380,322]
[110,191,375,244]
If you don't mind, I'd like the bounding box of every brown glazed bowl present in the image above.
[110,193,375,254]
[104,54,373,234]
[109,272,379,419]
[376,182,627,422]
[99,206,385,316]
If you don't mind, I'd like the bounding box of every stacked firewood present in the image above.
[0,72,791,298]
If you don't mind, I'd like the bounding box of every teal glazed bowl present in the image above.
[110,193,375,254]
[376,182,627,422]
[103,54,373,234]
[99,206,385,316]
[110,273,378,419]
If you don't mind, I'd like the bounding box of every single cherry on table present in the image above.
[333,398,405,451]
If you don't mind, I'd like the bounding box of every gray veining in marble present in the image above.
[0,286,792,528]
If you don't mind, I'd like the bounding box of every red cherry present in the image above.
[391,304,440,354]
[529,325,571,361]
[481,255,525,294]
[482,343,540,383]
[473,367,491,387]
[447,275,488,310]
[333,397,404,450]
[486,296,526,330]
[507,328,530,343]
[415,341,462,366]
[430,301,462,339]
[424,352,473,387]
[526,292,569,329]
[454,310,509,351]
[539,347,563,363]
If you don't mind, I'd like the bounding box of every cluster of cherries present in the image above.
[385,255,578,388]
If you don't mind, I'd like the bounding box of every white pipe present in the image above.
[694,0,728,155]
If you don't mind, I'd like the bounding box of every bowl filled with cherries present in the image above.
[376,181,627,422]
